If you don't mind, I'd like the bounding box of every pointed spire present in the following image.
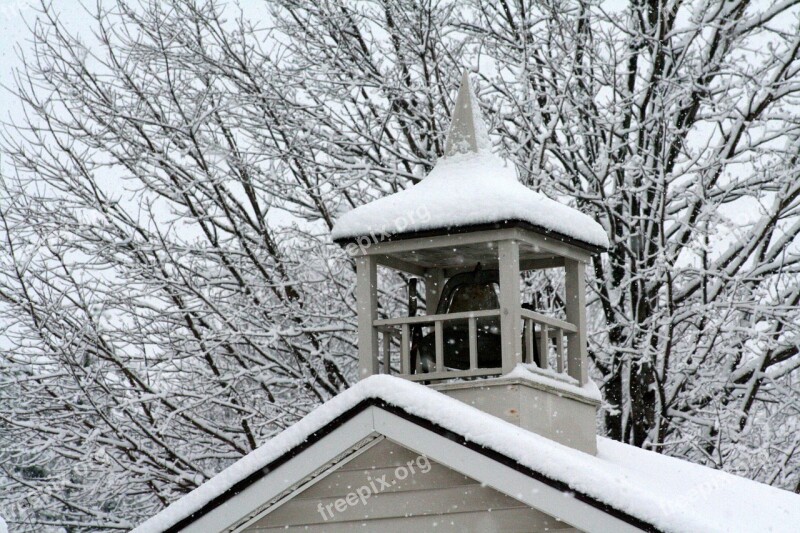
[443,70,491,157]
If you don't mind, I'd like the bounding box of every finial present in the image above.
[443,70,491,157]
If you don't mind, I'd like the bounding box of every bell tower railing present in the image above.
[373,308,577,383]
[374,309,502,382]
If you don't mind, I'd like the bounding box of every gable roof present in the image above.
[330,74,609,251]
[134,372,800,533]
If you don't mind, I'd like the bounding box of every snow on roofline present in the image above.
[134,371,800,533]
[334,220,608,255]
[508,363,603,402]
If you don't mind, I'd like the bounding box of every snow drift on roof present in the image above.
[134,371,800,533]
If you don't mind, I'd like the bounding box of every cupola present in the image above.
[332,71,608,454]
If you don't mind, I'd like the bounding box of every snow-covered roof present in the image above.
[331,72,609,250]
[136,370,800,533]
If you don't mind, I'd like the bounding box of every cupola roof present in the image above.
[331,71,608,251]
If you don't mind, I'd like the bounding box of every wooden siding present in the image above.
[245,439,578,533]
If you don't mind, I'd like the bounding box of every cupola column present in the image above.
[565,258,588,384]
[356,255,379,378]
[498,240,522,374]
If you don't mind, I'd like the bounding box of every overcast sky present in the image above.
[1,0,33,118]
[1,0,98,182]
[1,1,90,120]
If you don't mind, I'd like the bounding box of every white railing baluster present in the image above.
[538,324,549,370]
[372,308,577,382]
[468,317,478,370]
[401,324,410,375]
[556,328,564,373]
[434,320,444,372]
[524,319,534,364]
[382,333,391,374]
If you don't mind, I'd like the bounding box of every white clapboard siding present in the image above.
[248,508,579,532]
[264,484,522,524]
[246,439,577,532]
[296,462,473,498]
[336,438,425,469]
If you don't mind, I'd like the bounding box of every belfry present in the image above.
[332,71,609,453]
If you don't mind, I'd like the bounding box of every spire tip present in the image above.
[444,70,490,157]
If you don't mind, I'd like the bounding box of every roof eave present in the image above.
[333,219,608,256]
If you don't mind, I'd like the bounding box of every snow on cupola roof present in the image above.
[331,70,609,251]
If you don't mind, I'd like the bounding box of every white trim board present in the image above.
[180,410,375,533]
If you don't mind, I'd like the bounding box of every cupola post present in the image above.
[565,258,588,384]
[355,255,379,378]
[497,239,522,374]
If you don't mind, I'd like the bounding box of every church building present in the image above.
[133,72,800,533]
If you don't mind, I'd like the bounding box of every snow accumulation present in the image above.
[331,71,609,249]
[135,371,800,533]
[331,151,610,249]
[508,362,603,402]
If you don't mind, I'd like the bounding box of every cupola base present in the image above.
[432,368,600,455]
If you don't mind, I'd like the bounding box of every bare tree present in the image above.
[0,0,459,528]
[1,0,800,530]
[469,0,800,486]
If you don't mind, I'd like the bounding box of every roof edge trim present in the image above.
[333,219,608,255]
